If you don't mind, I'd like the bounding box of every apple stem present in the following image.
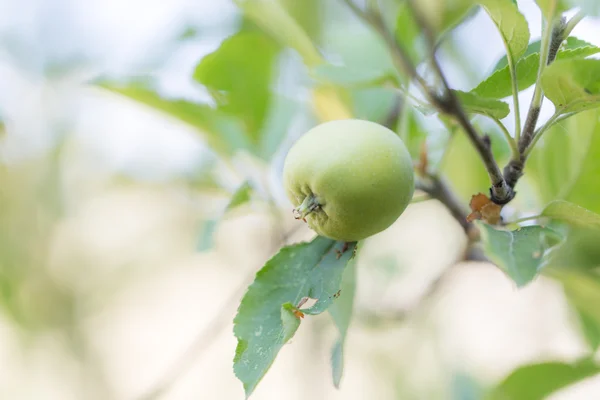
[293,194,320,220]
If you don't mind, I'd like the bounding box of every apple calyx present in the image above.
[293,193,320,220]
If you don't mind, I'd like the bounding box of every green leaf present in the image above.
[474,37,600,99]
[279,0,323,42]
[235,0,322,66]
[351,87,397,122]
[233,237,357,397]
[534,0,571,19]
[322,24,396,85]
[478,223,564,287]
[557,37,600,61]
[479,0,530,62]
[527,110,597,203]
[577,308,600,351]
[197,219,219,251]
[565,111,600,214]
[399,106,428,161]
[541,200,600,229]
[280,303,302,342]
[557,271,600,351]
[395,2,424,64]
[413,0,477,38]
[472,52,539,99]
[328,255,357,388]
[225,181,254,212]
[197,181,254,251]
[493,36,600,71]
[452,373,484,400]
[541,59,600,114]
[454,90,510,119]
[494,40,541,71]
[559,272,600,328]
[258,94,300,160]
[311,64,396,88]
[489,358,600,400]
[194,30,279,139]
[97,82,251,156]
[442,131,492,202]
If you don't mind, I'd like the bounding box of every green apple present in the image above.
[283,119,415,242]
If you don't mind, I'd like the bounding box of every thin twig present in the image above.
[518,17,564,154]
[416,176,472,234]
[485,114,519,160]
[524,110,576,158]
[503,16,567,191]
[342,0,513,205]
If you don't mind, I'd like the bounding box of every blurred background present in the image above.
[1,0,600,399]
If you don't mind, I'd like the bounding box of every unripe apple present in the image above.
[283,119,415,242]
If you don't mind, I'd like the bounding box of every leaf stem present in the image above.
[486,114,519,160]
[518,16,566,155]
[505,214,541,225]
[503,15,567,191]
[508,56,522,142]
[523,110,574,157]
[563,10,585,38]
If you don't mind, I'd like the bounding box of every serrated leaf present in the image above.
[490,358,600,400]
[97,82,251,156]
[478,223,564,287]
[328,254,357,388]
[494,40,542,71]
[479,0,530,62]
[541,200,600,229]
[233,237,357,397]
[474,37,600,99]
[557,37,600,61]
[541,59,600,114]
[454,90,510,119]
[194,31,279,140]
[472,52,539,99]
[493,36,600,71]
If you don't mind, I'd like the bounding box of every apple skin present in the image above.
[283,119,415,242]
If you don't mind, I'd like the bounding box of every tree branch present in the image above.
[504,17,567,190]
[342,0,513,205]
[416,175,475,236]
